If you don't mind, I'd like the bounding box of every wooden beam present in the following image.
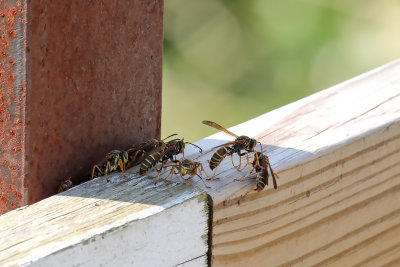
[0,173,210,266]
[0,60,399,266]
[186,59,400,266]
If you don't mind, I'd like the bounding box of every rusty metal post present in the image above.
[0,0,163,214]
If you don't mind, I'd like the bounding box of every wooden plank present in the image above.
[1,59,399,266]
[0,172,209,266]
[183,59,400,266]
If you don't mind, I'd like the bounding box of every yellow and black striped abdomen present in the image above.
[140,152,160,175]
[255,174,267,192]
[209,146,230,170]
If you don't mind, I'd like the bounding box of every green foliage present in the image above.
[162,0,400,141]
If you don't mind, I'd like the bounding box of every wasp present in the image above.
[58,177,74,193]
[91,150,129,182]
[164,158,211,188]
[235,151,279,198]
[139,138,202,183]
[125,134,178,169]
[202,120,259,172]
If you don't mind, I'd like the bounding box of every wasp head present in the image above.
[59,178,73,192]
[166,139,185,154]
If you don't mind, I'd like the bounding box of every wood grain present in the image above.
[1,59,399,266]
[185,59,400,266]
[0,172,209,266]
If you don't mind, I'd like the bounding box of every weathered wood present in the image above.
[184,59,400,266]
[1,60,399,266]
[0,171,209,266]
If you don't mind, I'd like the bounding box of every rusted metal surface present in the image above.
[0,0,26,214]
[0,0,163,213]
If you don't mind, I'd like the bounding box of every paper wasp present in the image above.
[202,120,259,171]
[91,150,129,182]
[235,151,279,198]
[139,138,203,183]
[125,134,178,169]
[164,158,211,188]
[58,177,74,193]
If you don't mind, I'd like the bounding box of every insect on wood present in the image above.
[235,151,279,197]
[164,158,211,189]
[139,137,203,184]
[202,120,261,173]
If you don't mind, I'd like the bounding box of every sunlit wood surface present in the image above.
[0,174,209,266]
[1,60,399,266]
[188,59,400,266]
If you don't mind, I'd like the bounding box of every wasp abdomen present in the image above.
[140,152,160,175]
[210,146,231,170]
[255,176,267,192]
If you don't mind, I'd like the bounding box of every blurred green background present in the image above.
[162,0,400,141]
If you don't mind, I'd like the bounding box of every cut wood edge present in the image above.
[0,172,210,267]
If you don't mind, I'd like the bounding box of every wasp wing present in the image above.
[270,166,278,189]
[128,138,162,155]
[212,139,245,149]
[202,120,239,138]
[126,143,168,169]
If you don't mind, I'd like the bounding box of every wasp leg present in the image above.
[153,163,164,179]
[241,188,257,199]
[234,158,257,181]
[247,154,256,172]
[118,158,127,178]
[154,165,165,184]
[182,166,210,189]
[237,154,243,170]
[154,160,167,184]
[91,165,103,180]
[197,165,211,188]
[171,170,182,183]
[199,163,210,178]
[193,173,211,189]
[206,168,219,181]
[154,171,162,184]
[231,154,240,170]
[165,164,178,182]
[234,170,255,182]
[231,153,249,171]
[164,166,174,181]
[240,152,251,171]
[182,173,195,184]
[238,154,243,170]
[104,161,111,182]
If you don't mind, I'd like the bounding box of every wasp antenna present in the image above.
[162,133,179,141]
[185,142,203,153]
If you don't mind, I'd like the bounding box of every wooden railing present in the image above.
[1,59,400,266]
